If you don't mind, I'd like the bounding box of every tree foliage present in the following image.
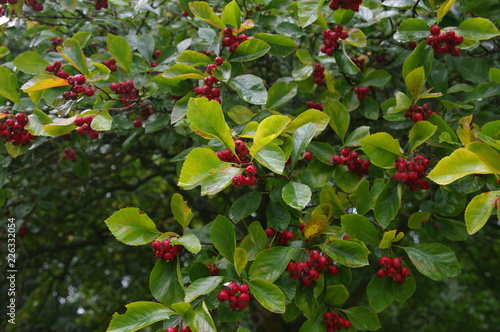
[1,0,500,331]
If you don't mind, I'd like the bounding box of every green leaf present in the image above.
[6,143,29,158]
[374,182,402,228]
[464,191,500,235]
[325,284,349,305]
[455,18,500,40]
[402,41,433,79]
[379,230,404,249]
[228,74,268,105]
[192,302,217,332]
[234,247,248,276]
[405,66,425,99]
[296,49,315,65]
[255,143,286,174]
[343,28,367,48]
[250,115,290,156]
[360,132,402,168]
[104,207,161,246]
[21,74,70,92]
[184,276,224,303]
[462,82,500,103]
[297,0,326,28]
[394,18,430,42]
[171,233,201,254]
[292,64,314,81]
[282,181,312,210]
[189,1,225,29]
[254,33,298,57]
[150,260,185,306]
[308,142,335,165]
[333,8,355,25]
[88,62,111,82]
[360,70,392,88]
[178,148,231,189]
[334,44,361,75]
[319,239,370,268]
[13,51,49,75]
[210,215,236,263]
[176,50,213,66]
[409,120,438,151]
[187,98,235,155]
[163,64,205,80]
[228,105,254,125]
[91,110,113,131]
[107,34,133,72]
[367,275,395,313]
[286,109,330,134]
[230,38,271,62]
[408,211,431,229]
[200,166,243,196]
[0,66,22,105]
[345,126,370,146]
[391,91,412,114]
[437,0,457,23]
[171,193,194,230]
[212,61,232,82]
[249,246,299,282]
[350,179,373,215]
[57,39,89,75]
[291,123,316,166]
[248,279,286,313]
[323,98,350,143]
[343,306,381,331]
[107,301,174,332]
[229,192,262,222]
[334,165,360,192]
[266,201,291,231]
[221,0,241,29]
[266,81,298,109]
[427,148,497,185]
[42,116,76,137]
[26,110,53,136]
[403,243,461,281]
[341,214,379,245]
[395,272,416,303]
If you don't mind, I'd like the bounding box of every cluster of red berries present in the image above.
[392,155,430,190]
[51,37,63,47]
[328,0,361,11]
[63,74,94,100]
[232,164,257,188]
[194,57,223,102]
[46,61,69,79]
[376,256,411,283]
[151,239,184,262]
[217,139,251,163]
[217,283,251,311]
[403,103,436,123]
[0,113,35,145]
[350,57,364,70]
[102,58,117,72]
[306,101,324,111]
[222,27,253,52]
[312,64,326,86]
[63,148,77,162]
[331,147,370,176]
[74,115,100,140]
[265,227,294,245]
[287,250,339,287]
[94,0,109,10]
[207,264,219,276]
[109,81,138,107]
[166,326,191,332]
[426,26,463,56]
[321,25,349,56]
[353,86,369,100]
[27,0,44,11]
[323,312,352,331]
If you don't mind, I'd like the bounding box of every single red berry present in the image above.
[166,328,178,332]
[400,267,411,277]
[340,147,350,157]
[226,282,240,295]
[408,41,417,49]
[392,257,402,269]
[376,269,387,278]
[239,284,250,294]
[430,25,441,36]
[133,120,142,128]
[239,292,250,302]
[304,152,313,160]
[214,56,224,65]
[265,227,276,238]
[232,174,246,187]
[329,265,339,276]
[218,290,229,302]
[379,256,392,268]
[181,327,191,332]
[182,10,189,17]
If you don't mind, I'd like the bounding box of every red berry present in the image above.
[232,174,246,187]
[376,269,387,278]
[226,282,240,295]
[265,227,276,238]
[245,165,257,176]
[133,120,142,128]
[379,256,392,268]
[400,267,411,277]
[239,284,250,294]
[340,147,350,157]
[214,56,223,65]
[167,328,178,332]
[239,292,250,302]
[218,290,229,302]
[329,265,339,276]
[430,25,441,36]
[182,10,189,17]
[392,257,402,269]
[304,152,313,160]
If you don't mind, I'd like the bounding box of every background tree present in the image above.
[0,0,499,331]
